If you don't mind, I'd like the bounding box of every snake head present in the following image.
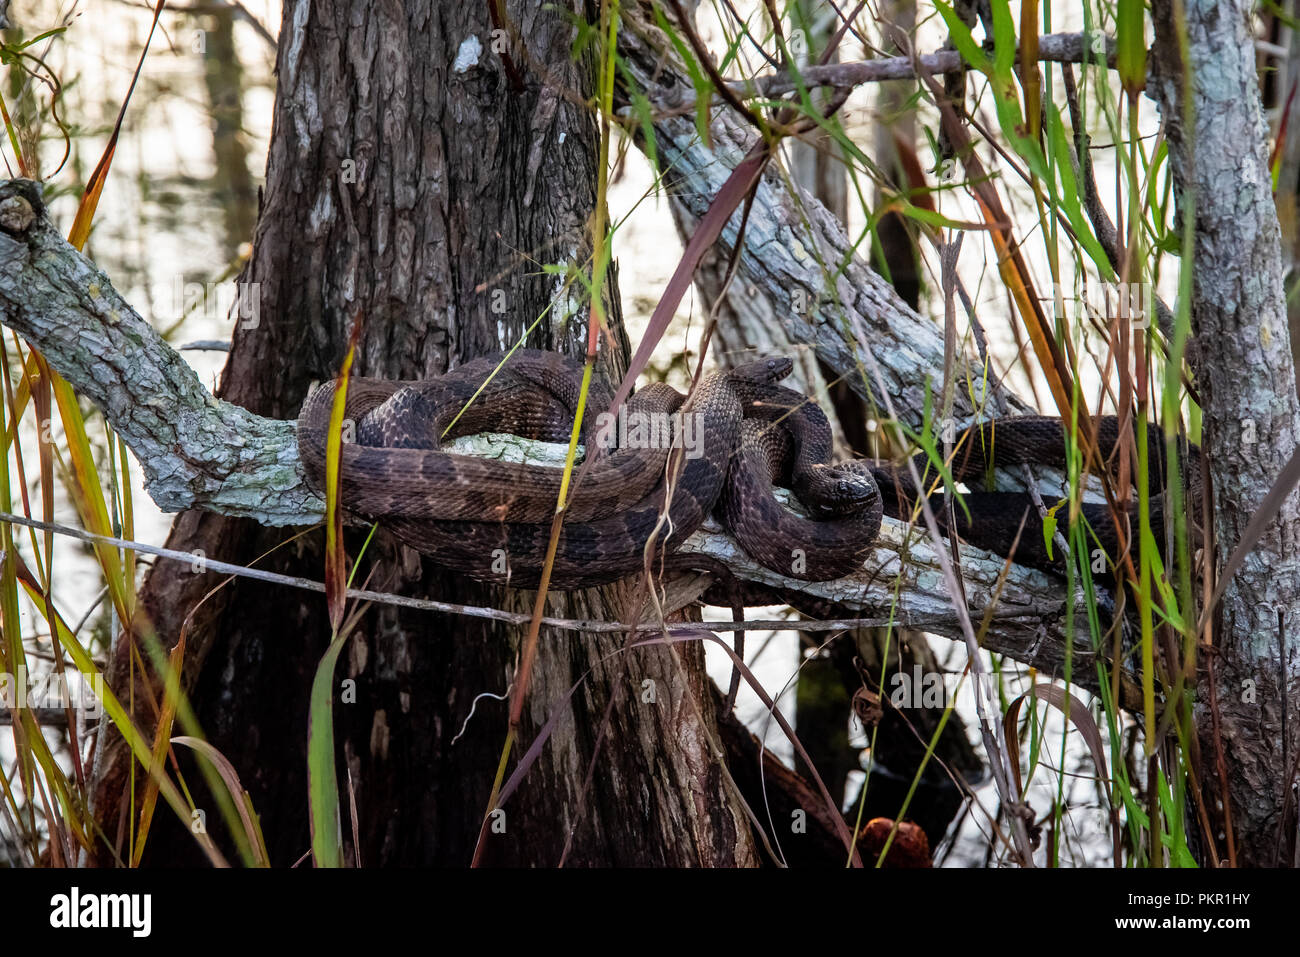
[799,462,881,518]
[732,355,794,385]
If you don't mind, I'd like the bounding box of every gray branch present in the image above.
[688,31,1117,107]
[617,22,1032,429]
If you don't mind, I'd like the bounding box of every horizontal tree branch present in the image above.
[0,180,314,525]
[0,177,1134,703]
[688,31,1118,108]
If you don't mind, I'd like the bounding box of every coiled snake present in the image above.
[297,349,1197,590]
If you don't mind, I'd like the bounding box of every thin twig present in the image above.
[677,32,1117,109]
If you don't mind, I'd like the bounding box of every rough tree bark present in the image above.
[1150,0,1300,865]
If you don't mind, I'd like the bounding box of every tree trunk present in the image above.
[1150,0,1300,866]
[89,0,756,867]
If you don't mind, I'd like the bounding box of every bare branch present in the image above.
[617,17,1032,430]
[680,32,1116,109]
[0,180,315,525]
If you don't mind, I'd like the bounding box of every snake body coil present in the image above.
[297,350,1197,588]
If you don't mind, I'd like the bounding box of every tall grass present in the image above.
[0,3,267,868]
[636,0,1204,865]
